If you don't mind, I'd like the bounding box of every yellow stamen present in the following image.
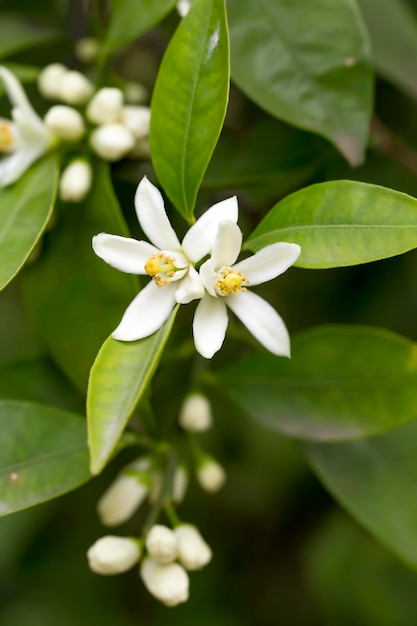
[0,121,14,151]
[144,252,179,287]
[216,267,249,296]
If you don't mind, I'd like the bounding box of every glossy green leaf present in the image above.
[213,326,417,442]
[0,400,90,516]
[0,156,58,292]
[304,417,417,570]
[358,0,417,101]
[22,162,137,394]
[103,0,178,54]
[87,307,178,475]
[150,0,229,221]
[0,16,62,59]
[247,180,417,268]
[227,0,373,165]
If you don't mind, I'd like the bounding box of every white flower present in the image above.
[174,524,212,571]
[59,159,92,202]
[37,63,67,100]
[177,0,192,17]
[194,220,301,358]
[92,176,238,341]
[90,123,135,161]
[44,105,86,141]
[0,66,52,186]
[179,393,212,432]
[140,558,189,607]
[97,458,151,526]
[87,536,141,575]
[87,87,124,125]
[196,455,226,493]
[146,525,178,564]
[58,70,93,104]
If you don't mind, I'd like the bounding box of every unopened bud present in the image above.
[44,105,85,141]
[87,87,124,125]
[196,455,226,493]
[172,465,189,504]
[37,63,67,100]
[177,0,192,17]
[146,525,178,564]
[87,536,141,575]
[121,105,150,140]
[59,159,92,202]
[140,558,189,607]
[90,123,135,161]
[59,70,93,105]
[124,81,148,104]
[179,393,212,432]
[75,37,100,63]
[174,524,212,571]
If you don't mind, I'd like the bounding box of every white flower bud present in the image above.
[74,37,100,63]
[172,465,189,504]
[140,558,189,607]
[87,536,140,575]
[90,123,135,161]
[120,105,150,140]
[87,87,124,125]
[44,105,85,141]
[177,0,192,17]
[124,81,148,104]
[196,456,226,493]
[179,393,212,432]
[174,524,212,571]
[146,525,178,564]
[59,70,93,105]
[37,63,68,100]
[59,159,92,202]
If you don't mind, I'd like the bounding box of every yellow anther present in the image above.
[0,121,14,151]
[144,252,180,287]
[144,256,162,275]
[216,267,249,296]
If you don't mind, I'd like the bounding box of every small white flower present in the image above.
[59,159,92,202]
[179,393,212,432]
[146,525,178,564]
[37,63,67,100]
[140,558,189,607]
[90,123,135,161]
[120,105,150,141]
[194,220,301,358]
[87,536,141,575]
[174,524,212,571]
[92,176,238,341]
[58,70,94,105]
[87,87,124,125]
[0,66,52,186]
[44,105,86,141]
[177,0,192,16]
[196,455,226,493]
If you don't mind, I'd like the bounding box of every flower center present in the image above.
[0,121,14,151]
[144,252,182,287]
[215,267,249,296]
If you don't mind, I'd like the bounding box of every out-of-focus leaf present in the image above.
[304,417,417,570]
[0,15,62,59]
[0,400,90,516]
[0,281,42,365]
[358,0,417,101]
[103,0,178,54]
[87,308,178,475]
[213,326,417,442]
[227,0,373,165]
[150,0,229,221]
[0,155,58,292]
[22,162,137,394]
[247,180,417,268]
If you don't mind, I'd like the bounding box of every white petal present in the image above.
[175,266,204,304]
[182,196,239,262]
[233,242,301,286]
[227,291,290,356]
[0,66,44,132]
[113,281,177,341]
[0,143,45,186]
[193,295,228,359]
[211,220,242,269]
[199,259,217,296]
[92,234,158,274]
[134,177,181,250]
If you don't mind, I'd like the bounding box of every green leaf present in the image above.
[104,0,178,54]
[0,15,62,59]
[87,307,178,475]
[213,326,417,442]
[0,400,90,516]
[304,417,417,570]
[22,162,137,394]
[247,180,417,269]
[150,0,230,221]
[227,0,373,165]
[0,156,58,292]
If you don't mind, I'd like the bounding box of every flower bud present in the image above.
[124,81,148,104]
[120,105,150,140]
[177,0,192,17]
[87,535,141,575]
[59,70,93,105]
[140,558,189,607]
[87,87,124,125]
[179,393,212,432]
[74,37,100,63]
[174,524,212,571]
[146,525,178,564]
[172,465,189,504]
[90,123,135,161]
[44,105,85,141]
[196,455,226,493]
[37,63,67,100]
[59,159,92,202]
